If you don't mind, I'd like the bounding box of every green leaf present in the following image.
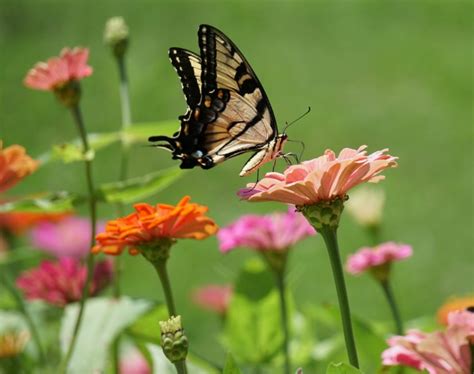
[326,362,364,373]
[223,353,242,374]
[97,167,184,204]
[222,258,285,365]
[0,192,77,213]
[60,297,152,373]
[38,120,178,165]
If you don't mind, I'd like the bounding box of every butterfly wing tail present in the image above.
[148,135,177,152]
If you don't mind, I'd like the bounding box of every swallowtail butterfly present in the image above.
[149,24,287,176]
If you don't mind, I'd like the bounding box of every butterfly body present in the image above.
[150,25,285,176]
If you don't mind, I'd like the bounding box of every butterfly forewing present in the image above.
[168,48,202,108]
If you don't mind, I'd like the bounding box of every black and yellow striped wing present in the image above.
[149,24,279,173]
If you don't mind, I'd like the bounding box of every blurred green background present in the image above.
[1,0,472,365]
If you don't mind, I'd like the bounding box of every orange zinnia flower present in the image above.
[92,196,218,256]
[0,211,70,235]
[0,141,39,193]
[437,296,474,326]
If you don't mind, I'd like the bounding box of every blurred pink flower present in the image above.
[30,216,105,259]
[24,47,93,91]
[382,310,474,373]
[218,207,315,253]
[16,258,113,307]
[192,285,233,315]
[120,349,150,374]
[346,242,412,275]
[238,146,397,206]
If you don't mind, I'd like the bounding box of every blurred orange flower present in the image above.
[92,196,218,256]
[0,141,39,193]
[0,211,70,234]
[0,330,30,358]
[437,296,474,326]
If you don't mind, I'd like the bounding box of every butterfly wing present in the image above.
[150,25,279,173]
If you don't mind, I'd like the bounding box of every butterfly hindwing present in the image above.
[168,48,202,108]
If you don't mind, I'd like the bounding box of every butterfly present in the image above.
[149,24,288,177]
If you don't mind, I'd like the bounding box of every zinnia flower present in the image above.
[92,196,218,256]
[0,141,38,193]
[0,211,70,235]
[120,348,151,374]
[0,330,30,358]
[218,207,315,253]
[345,186,385,228]
[30,216,105,259]
[382,310,474,373]
[24,47,92,91]
[16,258,113,307]
[437,296,474,326]
[346,242,412,276]
[239,146,397,206]
[192,285,233,315]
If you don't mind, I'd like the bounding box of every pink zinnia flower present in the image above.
[192,285,233,315]
[218,207,316,253]
[16,258,113,307]
[30,216,105,259]
[238,146,397,205]
[120,348,151,374]
[24,47,92,91]
[346,242,412,275]
[382,310,474,373]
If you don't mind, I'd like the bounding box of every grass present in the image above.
[1,0,472,362]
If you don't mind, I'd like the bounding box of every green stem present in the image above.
[319,226,359,368]
[380,280,403,335]
[152,259,189,373]
[275,271,291,374]
[175,360,188,374]
[153,258,177,317]
[59,104,97,373]
[0,272,46,364]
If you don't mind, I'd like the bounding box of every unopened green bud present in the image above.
[159,316,188,363]
[104,17,129,58]
[298,196,347,230]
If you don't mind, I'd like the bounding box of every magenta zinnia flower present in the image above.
[218,207,315,253]
[382,310,474,373]
[16,258,113,307]
[239,146,397,205]
[192,285,233,315]
[346,242,412,275]
[120,348,151,374]
[30,216,105,259]
[24,47,92,91]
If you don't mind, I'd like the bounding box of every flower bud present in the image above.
[104,17,129,58]
[159,315,188,363]
[346,186,385,228]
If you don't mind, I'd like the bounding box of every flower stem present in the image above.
[275,271,291,374]
[319,226,359,368]
[153,259,190,374]
[59,104,97,373]
[0,272,46,365]
[153,258,177,317]
[380,280,403,335]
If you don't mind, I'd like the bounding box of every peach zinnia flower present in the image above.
[239,146,397,206]
[92,196,218,256]
[0,141,38,193]
[437,296,474,326]
[0,331,30,358]
[24,47,92,91]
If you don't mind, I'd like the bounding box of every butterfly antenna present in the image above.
[283,106,311,133]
